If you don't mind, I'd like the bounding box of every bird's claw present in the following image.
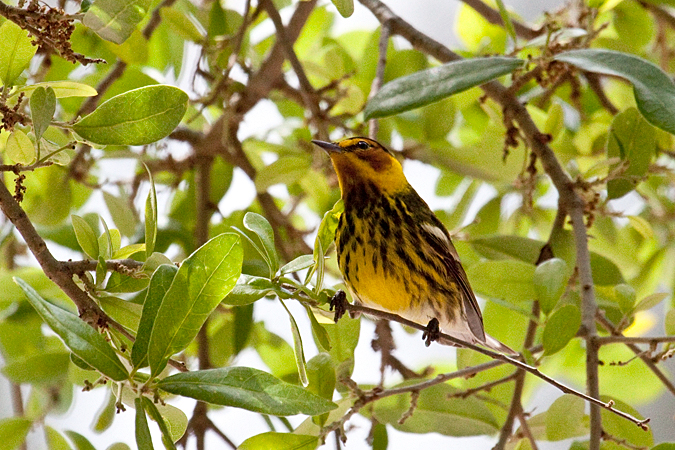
[422,318,441,347]
[329,290,348,323]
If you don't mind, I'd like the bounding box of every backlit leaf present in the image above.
[83,0,152,44]
[542,304,581,356]
[15,278,129,381]
[72,85,188,146]
[555,49,675,135]
[0,21,37,86]
[158,367,337,416]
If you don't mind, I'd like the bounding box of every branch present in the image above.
[61,259,144,274]
[596,313,675,397]
[0,175,102,321]
[336,300,649,429]
[457,0,543,40]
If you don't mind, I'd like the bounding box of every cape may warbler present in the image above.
[313,137,514,354]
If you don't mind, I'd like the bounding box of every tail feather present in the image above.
[438,331,518,355]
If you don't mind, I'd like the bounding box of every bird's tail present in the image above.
[483,333,518,355]
[439,332,518,355]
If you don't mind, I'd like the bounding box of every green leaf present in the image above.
[606,107,656,199]
[545,395,587,441]
[64,431,97,450]
[0,418,32,450]
[371,382,499,436]
[72,85,188,146]
[364,57,523,119]
[45,426,71,450]
[542,304,581,356]
[131,264,178,368]
[255,155,311,193]
[279,299,308,386]
[243,212,279,276]
[305,306,331,352]
[554,49,675,135]
[71,214,99,259]
[330,0,354,18]
[92,390,116,432]
[279,255,315,276]
[15,278,129,381]
[157,367,337,416]
[634,292,668,312]
[17,82,98,99]
[223,275,279,306]
[533,258,569,315]
[99,296,142,333]
[30,87,56,142]
[651,444,675,450]
[238,432,318,450]
[141,397,177,450]
[103,191,138,237]
[470,235,542,263]
[613,284,637,314]
[147,234,243,377]
[159,7,205,42]
[494,0,516,42]
[467,260,536,304]
[0,21,37,86]
[135,398,154,450]
[306,353,335,427]
[315,199,343,264]
[98,217,114,260]
[2,351,70,384]
[665,309,675,335]
[83,0,152,44]
[6,129,36,165]
[600,396,653,448]
[144,164,157,257]
[320,314,360,379]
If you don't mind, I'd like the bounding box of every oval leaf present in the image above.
[14,277,129,381]
[545,395,587,441]
[72,85,188,146]
[542,304,581,356]
[239,432,318,450]
[157,367,337,416]
[533,258,568,315]
[364,56,523,119]
[147,234,243,377]
[131,264,178,368]
[466,260,536,304]
[83,0,152,44]
[0,21,37,86]
[6,129,36,165]
[0,418,32,450]
[71,214,100,259]
[243,212,279,276]
[18,81,98,98]
[554,49,675,135]
[30,86,56,141]
[370,382,499,436]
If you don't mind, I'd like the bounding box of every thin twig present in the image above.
[339,301,649,429]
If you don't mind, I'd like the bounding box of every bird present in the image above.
[312,137,515,354]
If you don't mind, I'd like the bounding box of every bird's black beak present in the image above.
[312,140,342,154]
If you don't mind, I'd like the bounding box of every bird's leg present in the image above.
[422,318,441,347]
[329,290,348,323]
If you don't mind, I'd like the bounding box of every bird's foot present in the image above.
[422,318,441,347]
[329,290,348,323]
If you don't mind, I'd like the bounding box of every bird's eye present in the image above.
[356,141,369,150]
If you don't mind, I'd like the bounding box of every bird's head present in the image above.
[312,137,408,195]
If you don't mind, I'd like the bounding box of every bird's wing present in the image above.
[421,222,487,342]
